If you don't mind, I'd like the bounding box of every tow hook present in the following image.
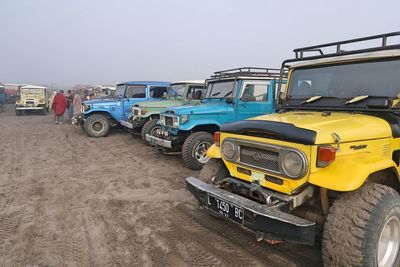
[256,232,284,244]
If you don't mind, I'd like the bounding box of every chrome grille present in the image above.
[165,116,174,127]
[26,100,35,105]
[240,146,280,172]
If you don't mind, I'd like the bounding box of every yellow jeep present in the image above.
[186,32,400,266]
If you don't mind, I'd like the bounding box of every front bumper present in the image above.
[15,106,44,110]
[186,176,315,245]
[146,134,172,148]
[120,120,133,129]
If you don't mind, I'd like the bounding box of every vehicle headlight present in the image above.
[173,117,179,127]
[132,107,141,116]
[160,115,166,126]
[280,151,306,178]
[221,140,238,161]
[181,114,188,124]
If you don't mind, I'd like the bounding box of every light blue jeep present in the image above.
[146,67,285,170]
[77,81,170,137]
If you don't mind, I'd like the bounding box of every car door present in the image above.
[122,85,147,120]
[236,80,273,121]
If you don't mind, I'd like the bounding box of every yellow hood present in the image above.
[250,111,392,144]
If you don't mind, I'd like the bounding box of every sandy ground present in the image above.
[0,104,321,267]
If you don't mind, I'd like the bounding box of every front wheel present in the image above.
[322,183,400,267]
[182,132,213,170]
[141,119,160,145]
[15,109,22,116]
[84,114,111,137]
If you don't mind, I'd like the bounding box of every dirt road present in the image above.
[0,104,321,266]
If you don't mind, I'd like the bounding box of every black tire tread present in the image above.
[84,114,111,137]
[199,158,228,184]
[322,183,400,266]
[141,119,158,144]
[182,132,213,170]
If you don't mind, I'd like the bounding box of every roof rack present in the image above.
[209,67,282,80]
[288,31,400,63]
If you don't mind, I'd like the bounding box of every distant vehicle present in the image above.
[15,85,49,116]
[120,80,206,143]
[0,84,6,112]
[74,81,171,137]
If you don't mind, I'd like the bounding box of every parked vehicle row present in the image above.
[73,32,400,266]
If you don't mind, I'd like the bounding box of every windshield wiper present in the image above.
[345,95,369,104]
[301,95,322,104]
[223,91,233,97]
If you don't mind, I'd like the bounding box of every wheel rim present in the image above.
[194,141,211,164]
[378,215,400,267]
[149,125,160,136]
[91,121,104,134]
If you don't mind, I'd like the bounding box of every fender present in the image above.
[207,144,221,158]
[84,109,119,122]
[179,119,222,131]
[308,154,398,191]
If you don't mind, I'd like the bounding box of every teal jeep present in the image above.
[120,80,205,143]
[147,67,285,170]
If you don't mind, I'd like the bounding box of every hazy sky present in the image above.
[1,0,399,87]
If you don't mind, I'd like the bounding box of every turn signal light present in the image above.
[214,132,220,147]
[317,146,336,168]
[141,109,146,115]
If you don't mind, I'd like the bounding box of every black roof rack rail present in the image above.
[287,31,400,64]
[208,67,283,80]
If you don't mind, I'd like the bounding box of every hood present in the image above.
[84,99,118,106]
[136,99,183,109]
[165,102,233,115]
[248,111,392,144]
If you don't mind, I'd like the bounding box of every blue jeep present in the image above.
[0,84,6,112]
[78,81,170,137]
[146,67,285,170]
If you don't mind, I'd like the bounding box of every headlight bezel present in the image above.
[221,140,239,161]
[279,150,307,179]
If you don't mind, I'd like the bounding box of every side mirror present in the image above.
[280,91,287,101]
[226,97,234,104]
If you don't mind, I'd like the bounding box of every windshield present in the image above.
[21,88,45,94]
[115,85,125,97]
[205,81,235,99]
[288,59,400,99]
[168,84,185,98]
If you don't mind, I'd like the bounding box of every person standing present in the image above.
[66,90,74,121]
[52,90,67,124]
[72,93,82,116]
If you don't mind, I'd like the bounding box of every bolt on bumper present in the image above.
[186,176,316,245]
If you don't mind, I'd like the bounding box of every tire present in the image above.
[322,183,400,267]
[141,119,160,145]
[84,114,111,137]
[41,108,47,115]
[182,132,213,170]
[199,158,229,184]
[16,110,22,116]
